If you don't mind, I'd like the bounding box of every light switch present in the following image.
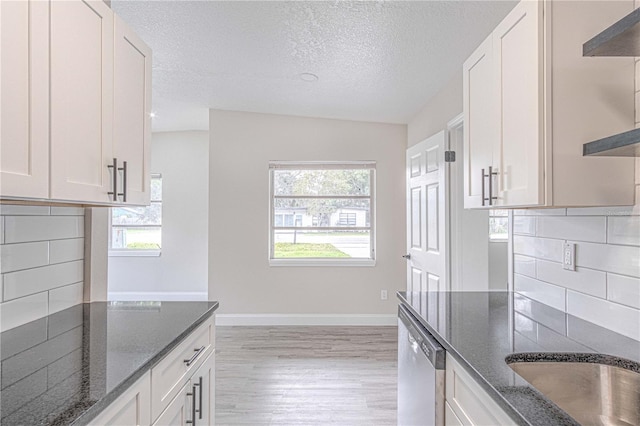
[563,242,576,271]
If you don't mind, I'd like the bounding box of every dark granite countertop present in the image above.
[0,301,219,426]
[397,291,640,426]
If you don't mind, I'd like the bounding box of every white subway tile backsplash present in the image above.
[4,216,83,243]
[513,209,566,216]
[0,204,85,331]
[0,242,49,273]
[567,290,640,341]
[566,206,638,216]
[3,261,83,301]
[49,283,83,315]
[537,216,606,243]
[50,207,85,216]
[515,274,566,311]
[608,273,640,309]
[0,292,48,333]
[536,260,606,298]
[50,239,84,264]
[576,241,640,278]
[513,216,535,236]
[608,216,640,246]
[514,255,536,278]
[513,235,563,262]
[0,205,50,216]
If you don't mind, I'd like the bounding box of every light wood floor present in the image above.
[215,326,398,425]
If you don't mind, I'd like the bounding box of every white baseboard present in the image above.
[108,291,208,301]
[215,314,397,326]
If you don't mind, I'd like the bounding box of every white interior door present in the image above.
[406,131,448,294]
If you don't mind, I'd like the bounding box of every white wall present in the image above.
[489,241,508,290]
[408,72,463,148]
[108,131,209,300]
[208,110,406,323]
[0,205,84,331]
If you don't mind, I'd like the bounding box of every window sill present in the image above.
[108,250,161,257]
[269,258,376,267]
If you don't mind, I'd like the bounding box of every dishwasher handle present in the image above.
[398,304,445,370]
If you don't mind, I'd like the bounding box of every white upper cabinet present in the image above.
[493,0,543,207]
[464,0,636,209]
[0,0,151,206]
[463,36,495,209]
[0,0,50,199]
[113,15,152,206]
[50,0,114,204]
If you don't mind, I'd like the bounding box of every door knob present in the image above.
[402,254,411,260]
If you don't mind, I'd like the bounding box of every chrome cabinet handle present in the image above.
[195,376,203,419]
[117,160,127,202]
[402,254,411,260]
[482,166,498,206]
[184,346,206,366]
[481,168,486,206]
[488,166,498,206]
[186,385,197,425]
[107,158,118,201]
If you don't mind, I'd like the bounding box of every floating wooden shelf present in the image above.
[583,8,640,56]
[583,128,640,157]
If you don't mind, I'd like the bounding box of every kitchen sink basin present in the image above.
[506,353,640,426]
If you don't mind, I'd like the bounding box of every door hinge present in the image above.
[445,151,456,162]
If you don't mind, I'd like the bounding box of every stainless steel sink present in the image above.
[506,354,640,426]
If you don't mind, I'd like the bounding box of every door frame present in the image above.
[446,114,464,292]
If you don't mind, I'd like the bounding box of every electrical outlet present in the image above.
[381,290,388,300]
[563,242,576,271]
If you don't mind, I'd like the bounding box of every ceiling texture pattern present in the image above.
[113,1,517,131]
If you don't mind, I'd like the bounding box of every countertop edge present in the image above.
[396,292,532,426]
[70,301,219,426]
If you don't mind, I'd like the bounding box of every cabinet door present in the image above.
[0,0,49,199]
[89,372,151,426]
[50,0,114,203]
[463,35,496,209]
[493,0,544,207]
[113,15,152,205]
[192,352,215,426]
[153,381,193,426]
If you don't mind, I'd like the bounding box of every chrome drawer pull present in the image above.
[184,346,206,366]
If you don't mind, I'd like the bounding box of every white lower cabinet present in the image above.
[153,381,192,426]
[445,353,514,426]
[89,372,151,426]
[94,315,215,425]
[445,401,464,426]
[191,352,215,426]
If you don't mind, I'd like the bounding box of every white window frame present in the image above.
[108,173,162,257]
[268,161,376,267]
[489,209,509,242]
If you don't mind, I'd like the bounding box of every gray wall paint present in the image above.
[108,131,209,300]
[0,205,85,332]
[208,110,407,317]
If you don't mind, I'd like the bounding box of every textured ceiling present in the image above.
[112,1,517,132]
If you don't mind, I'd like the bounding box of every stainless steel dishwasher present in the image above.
[398,304,445,426]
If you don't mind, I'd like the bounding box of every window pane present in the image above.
[112,203,162,226]
[273,230,370,259]
[274,198,370,227]
[112,227,161,249]
[273,169,371,196]
[150,176,162,202]
[489,217,509,240]
[489,209,509,217]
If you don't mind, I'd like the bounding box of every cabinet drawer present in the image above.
[445,353,514,426]
[151,316,214,421]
